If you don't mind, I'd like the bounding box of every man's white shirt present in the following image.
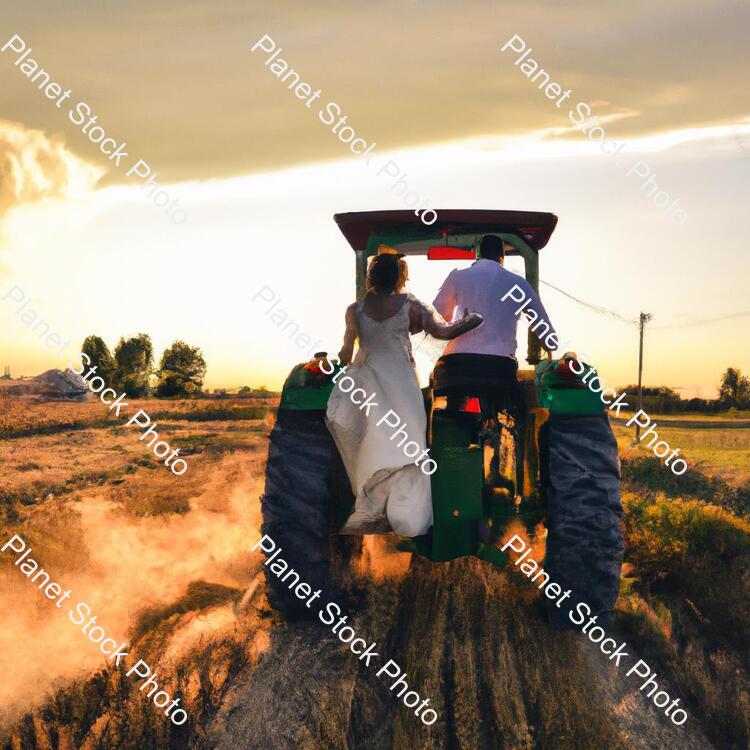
[432,259,556,359]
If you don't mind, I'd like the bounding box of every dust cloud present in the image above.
[0,462,263,726]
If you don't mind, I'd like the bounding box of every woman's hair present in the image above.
[366,253,408,293]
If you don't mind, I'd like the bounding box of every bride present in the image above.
[326,246,483,537]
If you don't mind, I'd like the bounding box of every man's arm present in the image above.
[432,271,456,321]
[410,298,483,340]
[522,282,557,352]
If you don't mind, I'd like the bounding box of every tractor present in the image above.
[260,209,616,621]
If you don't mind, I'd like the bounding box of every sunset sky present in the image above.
[1,0,748,396]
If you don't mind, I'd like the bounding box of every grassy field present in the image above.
[0,395,275,439]
[610,415,750,747]
[641,410,750,421]
[613,421,750,490]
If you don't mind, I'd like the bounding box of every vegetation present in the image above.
[81,335,116,384]
[113,333,154,396]
[155,340,207,397]
[150,405,267,422]
[614,417,750,512]
[131,580,242,641]
[619,366,750,413]
[619,385,683,413]
[78,334,214,399]
[621,453,750,516]
[620,491,750,746]
[719,366,750,408]
[624,492,750,584]
[73,333,281,400]
[238,385,275,397]
[1,581,252,750]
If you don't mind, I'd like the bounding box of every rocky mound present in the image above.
[0,369,88,401]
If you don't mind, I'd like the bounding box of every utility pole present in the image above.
[634,312,653,442]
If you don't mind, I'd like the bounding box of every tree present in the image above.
[113,333,154,396]
[155,340,207,397]
[238,386,253,395]
[718,367,750,407]
[620,385,682,413]
[81,335,116,384]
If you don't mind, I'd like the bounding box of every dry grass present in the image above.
[619,491,750,747]
[0,396,272,513]
[0,397,111,438]
[646,410,750,421]
[0,395,274,439]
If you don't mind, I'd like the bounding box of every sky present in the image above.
[0,0,749,396]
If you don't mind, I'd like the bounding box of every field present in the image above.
[0,396,276,730]
[0,396,748,749]
[613,420,750,509]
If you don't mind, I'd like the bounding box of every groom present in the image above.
[431,234,557,417]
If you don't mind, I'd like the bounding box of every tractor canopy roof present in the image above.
[333,209,558,257]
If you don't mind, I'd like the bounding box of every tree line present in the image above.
[80,334,206,397]
[623,367,750,414]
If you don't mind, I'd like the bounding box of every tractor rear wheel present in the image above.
[260,408,358,619]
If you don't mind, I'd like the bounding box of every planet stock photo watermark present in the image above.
[250,33,438,225]
[2,6,747,748]
[500,33,688,225]
[1,33,188,224]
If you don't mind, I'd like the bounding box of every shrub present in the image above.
[623,492,750,644]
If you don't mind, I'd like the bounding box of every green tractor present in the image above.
[261,209,611,619]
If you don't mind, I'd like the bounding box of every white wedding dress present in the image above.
[325,294,433,537]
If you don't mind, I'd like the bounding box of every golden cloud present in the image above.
[0,119,102,219]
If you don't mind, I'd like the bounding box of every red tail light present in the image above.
[427,247,476,260]
[464,397,481,413]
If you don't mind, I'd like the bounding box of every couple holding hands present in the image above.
[326,237,556,538]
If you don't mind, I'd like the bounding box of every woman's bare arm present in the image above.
[337,303,358,365]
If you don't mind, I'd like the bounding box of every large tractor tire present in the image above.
[260,408,357,620]
[540,410,624,629]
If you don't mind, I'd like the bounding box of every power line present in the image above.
[539,279,638,325]
[540,279,750,331]
[651,310,750,330]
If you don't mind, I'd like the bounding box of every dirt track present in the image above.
[205,552,714,750]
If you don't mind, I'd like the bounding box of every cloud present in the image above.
[2,0,749,183]
[0,119,102,220]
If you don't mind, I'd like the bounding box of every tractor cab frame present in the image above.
[334,209,558,368]
[331,210,559,565]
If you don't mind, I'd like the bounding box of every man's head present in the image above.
[479,235,504,262]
